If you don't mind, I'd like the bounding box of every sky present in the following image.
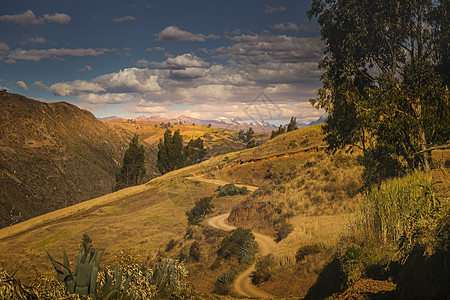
[0,0,325,125]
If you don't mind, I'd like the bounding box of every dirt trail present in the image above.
[206,213,276,298]
[186,175,259,192]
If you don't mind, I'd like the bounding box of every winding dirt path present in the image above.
[188,175,276,298]
[206,214,276,298]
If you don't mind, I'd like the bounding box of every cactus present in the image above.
[46,245,104,298]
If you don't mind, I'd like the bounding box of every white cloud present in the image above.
[264,5,287,14]
[0,42,9,58]
[20,36,47,45]
[79,65,93,72]
[113,15,136,22]
[146,46,165,52]
[0,10,70,26]
[16,81,28,91]
[157,26,219,42]
[214,33,324,64]
[149,53,210,69]
[8,48,116,61]
[272,22,319,32]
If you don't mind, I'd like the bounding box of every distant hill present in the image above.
[0,92,158,228]
[103,119,270,160]
[100,115,326,133]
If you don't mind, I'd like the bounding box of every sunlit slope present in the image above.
[105,119,270,159]
[0,124,358,299]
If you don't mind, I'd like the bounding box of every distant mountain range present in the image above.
[98,115,326,132]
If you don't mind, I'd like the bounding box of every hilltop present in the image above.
[0,92,158,228]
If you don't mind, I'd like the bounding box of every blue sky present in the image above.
[0,0,325,124]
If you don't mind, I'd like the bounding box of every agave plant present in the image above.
[99,267,132,299]
[46,245,104,298]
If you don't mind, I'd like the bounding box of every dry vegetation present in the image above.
[4,125,444,299]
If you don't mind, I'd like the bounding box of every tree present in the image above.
[246,127,256,148]
[157,129,186,174]
[238,129,246,142]
[271,125,286,139]
[287,117,298,132]
[308,0,449,186]
[184,137,207,165]
[115,134,146,189]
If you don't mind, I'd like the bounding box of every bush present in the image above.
[295,244,322,262]
[275,219,294,242]
[217,184,249,197]
[165,239,177,252]
[215,268,238,295]
[189,241,201,261]
[185,196,214,225]
[251,254,277,285]
[218,227,257,261]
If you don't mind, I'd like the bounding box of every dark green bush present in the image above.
[218,227,257,260]
[185,196,214,225]
[216,184,249,197]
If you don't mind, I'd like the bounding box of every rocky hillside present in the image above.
[0,92,157,228]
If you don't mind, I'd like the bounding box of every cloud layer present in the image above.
[34,33,324,122]
[0,10,70,26]
[157,26,219,42]
[8,48,116,62]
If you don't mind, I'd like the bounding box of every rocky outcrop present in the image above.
[228,200,275,236]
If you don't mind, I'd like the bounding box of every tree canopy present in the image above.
[115,134,146,189]
[184,138,206,165]
[157,129,207,174]
[157,129,186,174]
[308,0,449,185]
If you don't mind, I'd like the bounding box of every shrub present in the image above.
[217,184,249,197]
[251,254,277,285]
[189,242,201,261]
[165,239,177,252]
[185,196,214,225]
[295,244,322,262]
[215,268,238,295]
[218,227,257,260]
[275,219,294,242]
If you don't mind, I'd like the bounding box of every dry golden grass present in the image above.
[0,125,366,299]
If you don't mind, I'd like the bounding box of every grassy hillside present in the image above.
[0,92,158,228]
[0,124,365,298]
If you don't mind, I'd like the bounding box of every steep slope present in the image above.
[0,92,158,228]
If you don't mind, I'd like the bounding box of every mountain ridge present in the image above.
[0,92,158,228]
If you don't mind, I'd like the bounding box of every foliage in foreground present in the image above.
[44,237,193,299]
[306,171,448,299]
